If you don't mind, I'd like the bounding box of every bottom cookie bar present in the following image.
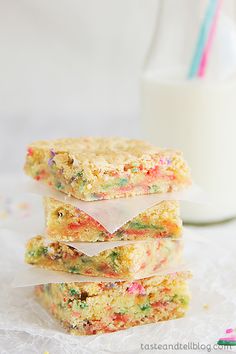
[35,271,191,335]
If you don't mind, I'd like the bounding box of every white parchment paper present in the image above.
[64,239,148,256]
[57,237,182,257]
[24,180,207,233]
[37,236,153,257]
[12,264,188,288]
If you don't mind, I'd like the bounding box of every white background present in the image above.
[0,0,158,173]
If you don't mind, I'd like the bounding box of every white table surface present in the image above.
[0,175,236,354]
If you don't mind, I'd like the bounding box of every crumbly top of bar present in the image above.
[28,137,183,172]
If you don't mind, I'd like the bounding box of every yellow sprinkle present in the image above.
[44,352,49,354]
[203,304,209,310]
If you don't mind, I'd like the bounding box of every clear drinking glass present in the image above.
[141,0,236,224]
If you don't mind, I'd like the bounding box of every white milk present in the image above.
[141,73,236,223]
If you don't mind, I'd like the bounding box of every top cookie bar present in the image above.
[24,137,191,201]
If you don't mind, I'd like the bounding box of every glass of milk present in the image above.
[141,0,236,223]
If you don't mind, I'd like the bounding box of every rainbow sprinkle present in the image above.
[127,282,146,295]
[217,327,236,346]
[48,149,56,167]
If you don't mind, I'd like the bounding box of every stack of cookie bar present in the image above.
[24,137,192,335]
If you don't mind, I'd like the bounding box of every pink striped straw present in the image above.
[198,0,223,78]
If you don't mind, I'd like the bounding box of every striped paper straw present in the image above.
[188,0,219,79]
[198,0,223,77]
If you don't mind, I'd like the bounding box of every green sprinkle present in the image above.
[56,182,64,190]
[76,171,84,178]
[148,185,161,193]
[27,251,35,257]
[40,247,48,255]
[131,167,139,173]
[128,222,146,230]
[28,246,48,258]
[77,172,88,192]
[79,301,88,309]
[103,178,129,190]
[172,294,178,301]
[110,251,119,263]
[128,222,164,231]
[69,288,79,296]
[75,170,87,184]
[217,340,236,346]
[140,303,151,311]
[69,267,78,273]
[118,178,128,187]
[180,297,189,306]
[109,251,119,270]
[103,177,129,190]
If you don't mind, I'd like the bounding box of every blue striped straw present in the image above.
[188,0,219,79]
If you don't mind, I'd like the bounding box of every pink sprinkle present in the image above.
[226,328,233,334]
[219,336,236,341]
[127,282,146,295]
[72,311,80,318]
